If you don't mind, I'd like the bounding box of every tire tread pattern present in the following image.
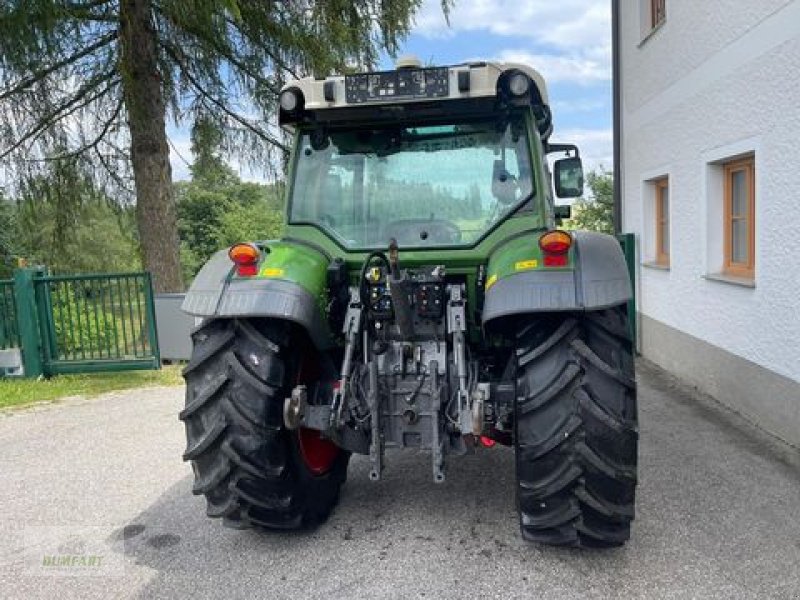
[181,319,348,530]
[515,307,638,548]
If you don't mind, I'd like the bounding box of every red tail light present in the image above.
[543,254,568,267]
[228,243,260,276]
[479,435,496,448]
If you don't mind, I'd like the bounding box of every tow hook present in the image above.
[284,385,307,430]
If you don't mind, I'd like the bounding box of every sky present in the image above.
[168,0,612,181]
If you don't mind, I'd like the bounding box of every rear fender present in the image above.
[181,241,333,349]
[482,231,631,325]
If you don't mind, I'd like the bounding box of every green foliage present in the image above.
[5,143,283,283]
[12,161,141,274]
[218,201,284,247]
[564,169,615,234]
[0,195,18,277]
[177,154,284,282]
[17,201,140,274]
[51,287,118,358]
[0,0,443,187]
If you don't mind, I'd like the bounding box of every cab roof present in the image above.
[277,60,552,137]
[281,60,548,109]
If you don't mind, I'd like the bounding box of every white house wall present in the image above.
[619,1,800,443]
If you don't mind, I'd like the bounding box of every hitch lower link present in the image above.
[283,289,368,453]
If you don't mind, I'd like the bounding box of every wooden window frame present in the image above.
[723,156,755,279]
[651,0,666,29]
[654,177,669,266]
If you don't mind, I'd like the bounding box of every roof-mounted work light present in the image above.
[279,88,303,113]
[507,71,531,97]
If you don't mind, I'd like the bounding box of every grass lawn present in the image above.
[0,365,184,410]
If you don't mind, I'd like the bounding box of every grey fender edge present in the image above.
[482,231,632,324]
[181,249,332,349]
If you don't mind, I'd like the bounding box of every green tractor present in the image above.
[180,57,637,547]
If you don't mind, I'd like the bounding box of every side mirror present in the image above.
[554,156,584,198]
[554,205,571,220]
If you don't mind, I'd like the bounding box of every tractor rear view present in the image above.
[180,57,637,547]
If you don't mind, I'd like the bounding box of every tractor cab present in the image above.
[277,57,579,251]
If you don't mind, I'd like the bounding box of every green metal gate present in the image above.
[0,278,19,352]
[2,268,160,378]
[617,232,637,349]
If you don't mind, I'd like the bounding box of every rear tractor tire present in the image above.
[180,319,349,530]
[514,306,638,547]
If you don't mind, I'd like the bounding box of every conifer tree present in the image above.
[0,0,446,290]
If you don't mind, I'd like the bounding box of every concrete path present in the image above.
[0,361,798,599]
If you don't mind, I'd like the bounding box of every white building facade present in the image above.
[616,0,800,445]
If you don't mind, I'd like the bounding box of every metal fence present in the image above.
[617,232,637,349]
[3,268,160,378]
[41,273,156,362]
[0,279,19,350]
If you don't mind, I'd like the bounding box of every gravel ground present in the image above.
[0,360,799,600]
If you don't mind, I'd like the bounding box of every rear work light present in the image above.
[539,230,572,267]
[228,243,261,277]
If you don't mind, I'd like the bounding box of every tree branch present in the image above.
[1,76,120,161]
[39,95,124,162]
[94,146,135,195]
[151,4,282,95]
[59,0,118,22]
[161,41,288,153]
[198,39,281,97]
[62,0,114,10]
[224,16,301,80]
[0,31,117,101]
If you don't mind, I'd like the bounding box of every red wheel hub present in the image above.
[294,349,340,476]
[297,428,340,476]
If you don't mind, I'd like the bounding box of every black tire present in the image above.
[180,318,349,530]
[514,306,637,547]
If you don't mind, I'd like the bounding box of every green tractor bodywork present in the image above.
[183,109,629,346]
[181,59,637,548]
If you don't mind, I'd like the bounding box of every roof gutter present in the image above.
[611,0,622,235]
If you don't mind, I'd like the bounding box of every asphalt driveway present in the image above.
[0,361,799,599]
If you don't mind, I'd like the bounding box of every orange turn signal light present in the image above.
[228,243,260,276]
[539,230,572,255]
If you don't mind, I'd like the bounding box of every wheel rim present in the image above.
[297,427,340,475]
[294,348,341,476]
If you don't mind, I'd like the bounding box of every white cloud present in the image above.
[496,50,609,85]
[417,1,611,86]
[415,0,610,50]
[549,128,613,173]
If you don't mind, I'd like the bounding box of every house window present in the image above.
[651,0,666,29]
[723,156,755,278]
[654,177,669,265]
